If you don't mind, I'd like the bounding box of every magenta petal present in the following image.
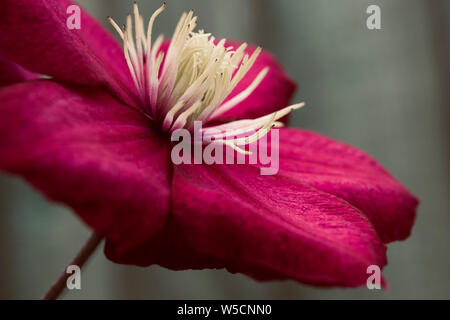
[0,55,36,86]
[109,163,387,287]
[0,0,138,106]
[0,81,171,252]
[173,164,387,286]
[271,128,418,243]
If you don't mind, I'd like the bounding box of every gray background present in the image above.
[0,0,448,299]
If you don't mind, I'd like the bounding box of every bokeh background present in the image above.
[0,0,448,299]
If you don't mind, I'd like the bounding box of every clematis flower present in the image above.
[0,0,418,289]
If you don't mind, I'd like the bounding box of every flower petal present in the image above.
[269,128,418,243]
[0,0,138,106]
[107,163,387,287]
[0,55,36,86]
[215,42,297,121]
[0,80,171,252]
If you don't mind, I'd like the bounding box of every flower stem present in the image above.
[42,232,103,300]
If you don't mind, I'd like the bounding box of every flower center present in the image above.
[109,3,304,154]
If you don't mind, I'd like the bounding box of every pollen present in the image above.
[109,3,304,154]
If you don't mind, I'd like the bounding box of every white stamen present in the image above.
[202,103,305,152]
[109,4,304,154]
[210,67,269,119]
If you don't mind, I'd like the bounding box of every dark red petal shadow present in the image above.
[0,81,171,252]
[107,163,387,287]
[265,128,418,243]
[0,0,138,107]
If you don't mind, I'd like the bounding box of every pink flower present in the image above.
[0,0,417,287]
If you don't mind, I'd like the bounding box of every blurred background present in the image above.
[0,0,448,299]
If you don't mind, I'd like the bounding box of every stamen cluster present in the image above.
[109,3,304,154]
